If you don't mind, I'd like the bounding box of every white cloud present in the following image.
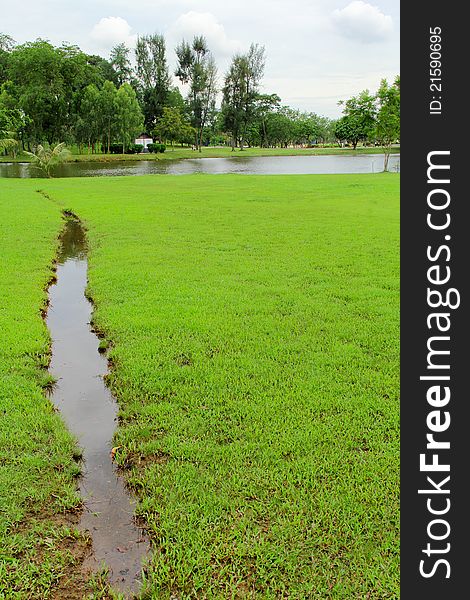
[89,16,137,54]
[166,11,242,58]
[332,1,393,43]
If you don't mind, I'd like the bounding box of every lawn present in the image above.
[0,144,400,163]
[0,173,399,598]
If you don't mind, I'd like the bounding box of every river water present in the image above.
[0,153,400,178]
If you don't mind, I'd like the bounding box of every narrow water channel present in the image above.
[47,218,149,596]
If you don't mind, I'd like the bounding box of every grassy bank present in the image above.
[0,144,400,163]
[0,173,399,598]
[0,185,95,597]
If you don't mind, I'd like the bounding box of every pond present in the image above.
[0,153,400,178]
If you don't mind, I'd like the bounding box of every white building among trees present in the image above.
[134,133,153,152]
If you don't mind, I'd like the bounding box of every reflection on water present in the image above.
[0,153,400,178]
[57,218,87,261]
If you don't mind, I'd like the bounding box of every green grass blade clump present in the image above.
[0,181,84,596]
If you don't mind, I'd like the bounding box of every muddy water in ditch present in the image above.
[47,219,149,595]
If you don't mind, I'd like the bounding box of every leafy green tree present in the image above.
[175,36,218,151]
[285,108,320,146]
[7,40,65,144]
[315,115,336,144]
[7,41,103,145]
[0,87,30,153]
[153,106,194,148]
[115,83,144,152]
[86,54,119,86]
[25,142,71,177]
[110,43,133,86]
[334,116,355,146]
[221,58,244,149]
[0,33,15,52]
[99,80,118,153]
[57,44,100,144]
[375,76,400,170]
[337,90,376,149]
[250,93,281,147]
[76,84,102,152]
[200,107,223,146]
[222,44,265,150]
[166,86,185,112]
[263,110,294,147]
[0,34,15,85]
[135,34,171,129]
[0,91,22,158]
[254,106,321,148]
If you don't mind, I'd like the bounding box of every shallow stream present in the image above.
[47,219,149,595]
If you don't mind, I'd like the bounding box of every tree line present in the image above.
[0,32,399,156]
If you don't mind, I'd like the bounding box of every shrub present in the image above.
[109,143,122,154]
[125,144,142,154]
[147,143,165,153]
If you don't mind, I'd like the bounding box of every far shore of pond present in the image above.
[0,144,400,163]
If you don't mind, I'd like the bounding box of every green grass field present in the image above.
[0,144,400,163]
[0,173,399,598]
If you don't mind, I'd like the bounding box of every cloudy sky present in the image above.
[1,0,399,118]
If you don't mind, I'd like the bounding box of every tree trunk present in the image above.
[198,128,203,152]
[383,148,390,172]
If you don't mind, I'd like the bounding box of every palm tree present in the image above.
[0,137,19,158]
[25,142,71,177]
